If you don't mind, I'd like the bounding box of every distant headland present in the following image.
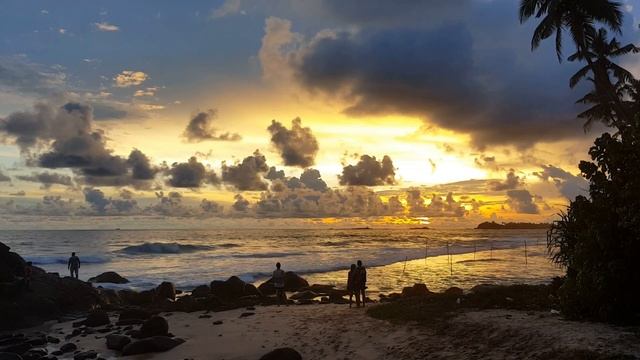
[475,221,551,230]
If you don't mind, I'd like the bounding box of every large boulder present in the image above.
[258,272,309,295]
[121,336,185,356]
[106,334,131,351]
[289,290,318,300]
[210,276,262,300]
[0,242,106,330]
[75,309,110,327]
[260,347,302,360]
[190,285,210,298]
[155,282,176,301]
[401,283,431,298]
[118,289,154,306]
[88,271,129,284]
[136,316,169,338]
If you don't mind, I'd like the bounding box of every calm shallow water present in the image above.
[0,228,563,294]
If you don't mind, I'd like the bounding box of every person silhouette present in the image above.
[68,252,81,279]
[347,263,360,308]
[356,260,367,307]
[273,262,286,306]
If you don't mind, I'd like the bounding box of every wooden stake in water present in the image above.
[524,239,528,265]
[447,244,453,276]
[402,256,408,275]
[425,239,428,263]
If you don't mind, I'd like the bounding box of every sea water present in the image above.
[0,228,563,295]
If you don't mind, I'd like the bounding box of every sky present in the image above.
[0,0,639,229]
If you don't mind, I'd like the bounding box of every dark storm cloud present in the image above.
[0,170,10,182]
[166,156,219,188]
[339,155,396,186]
[267,118,319,168]
[533,164,588,200]
[299,168,328,192]
[506,189,539,214]
[232,194,250,212]
[83,187,138,214]
[17,171,73,188]
[0,102,158,187]
[272,0,593,148]
[488,169,522,191]
[200,199,222,214]
[222,150,269,191]
[265,166,285,180]
[183,110,242,142]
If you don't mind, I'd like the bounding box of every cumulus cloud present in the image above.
[259,4,585,148]
[267,117,319,167]
[506,189,539,214]
[128,149,159,180]
[113,71,148,87]
[533,165,588,200]
[183,110,242,142]
[222,150,269,191]
[0,102,158,187]
[488,169,522,191]
[94,22,120,32]
[166,156,219,188]
[339,155,396,186]
[211,0,243,18]
[83,187,137,214]
[405,189,466,217]
[200,199,222,215]
[16,171,73,189]
[232,194,250,212]
[0,171,10,182]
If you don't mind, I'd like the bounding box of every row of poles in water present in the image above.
[401,239,531,276]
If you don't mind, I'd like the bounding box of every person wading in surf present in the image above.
[68,252,81,279]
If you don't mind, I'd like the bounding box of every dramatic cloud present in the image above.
[298,168,328,192]
[183,110,242,142]
[0,102,157,187]
[83,187,137,214]
[94,22,120,32]
[488,169,522,191]
[534,165,588,200]
[166,156,219,188]
[0,171,10,182]
[339,155,396,186]
[506,189,539,214]
[9,190,25,196]
[267,117,319,168]
[232,194,250,212]
[261,5,585,148]
[16,171,73,189]
[222,150,269,191]
[113,71,148,87]
[145,191,192,217]
[200,199,222,215]
[405,189,466,217]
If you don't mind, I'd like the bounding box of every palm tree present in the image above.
[519,0,633,125]
[569,28,639,130]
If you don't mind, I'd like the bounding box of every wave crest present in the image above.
[120,242,215,254]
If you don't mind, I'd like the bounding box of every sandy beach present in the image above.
[15,303,638,360]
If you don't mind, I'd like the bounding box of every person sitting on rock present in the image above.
[273,262,286,306]
[24,261,33,291]
[356,260,367,307]
[347,263,360,308]
[68,252,81,279]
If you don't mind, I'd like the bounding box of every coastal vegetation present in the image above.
[520,0,640,323]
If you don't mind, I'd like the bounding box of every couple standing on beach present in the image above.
[348,260,367,308]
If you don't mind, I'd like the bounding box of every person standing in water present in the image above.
[356,260,367,307]
[68,252,81,279]
[347,264,360,308]
[273,262,286,306]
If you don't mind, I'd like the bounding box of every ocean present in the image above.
[0,228,563,295]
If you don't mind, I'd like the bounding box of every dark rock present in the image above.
[198,314,211,319]
[296,299,317,305]
[239,312,255,318]
[258,272,309,295]
[137,316,169,338]
[118,308,151,322]
[88,272,129,284]
[155,282,176,301]
[59,343,77,353]
[0,342,31,355]
[26,336,46,346]
[0,353,23,360]
[105,335,130,351]
[444,287,464,297]
[115,319,143,326]
[190,285,210,298]
[78,310,110,327]
[121,336,185,356]
[21,348,47,360]
[46,336,60,344]
[401,283,431,298]
[212,320,223,325]
[73,350,97,360]
[260,347,302,360]
[0,335,24,347]
[289,290,318,300]
[51,351,63,356]
[117,289,153,306]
